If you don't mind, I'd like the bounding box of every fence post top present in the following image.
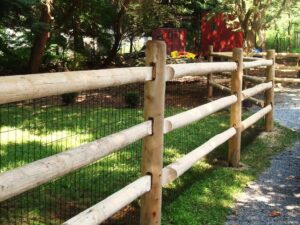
[232,48,243,54]
[266,50,276,58]
[146,40,166,47]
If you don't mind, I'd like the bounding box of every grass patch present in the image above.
[0,105,298,225]
[162,120,298,225]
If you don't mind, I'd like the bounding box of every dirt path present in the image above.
[226,87,300,225]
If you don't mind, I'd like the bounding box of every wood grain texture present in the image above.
[228,48,243,167]
[140,41,166,225]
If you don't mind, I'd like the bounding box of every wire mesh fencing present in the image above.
[0,83,144,225]
[0,74,230,225]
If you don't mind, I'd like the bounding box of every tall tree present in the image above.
[209,0,288,52]
[29,0,53,73]
[102,0,131,66]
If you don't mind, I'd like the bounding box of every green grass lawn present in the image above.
[0,105,298,225]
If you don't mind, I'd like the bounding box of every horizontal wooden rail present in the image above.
[164,95,237,133]
[247,97,265,107]
[210,52,233,59]
[0,67,153,104]
[212,52,299,59]
[241,105,272,131]
[167,62,237,78]
[162,127,236,185]
[275,77,300,83]
[252,52,300,58]
[243,75,265,84]
[0,121,152,203]
[210,81,264,107]
[243,60,273,69]
[211,52,262,61]
[242,82,272,100]
[210,81,231,93]
[63,175,151,225]
[243,57,261,61]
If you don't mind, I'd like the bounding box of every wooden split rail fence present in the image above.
[0,41,275,225]
[209,48,300,85]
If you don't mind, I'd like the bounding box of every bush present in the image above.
[124,92,140,108]
[61,92,79,105]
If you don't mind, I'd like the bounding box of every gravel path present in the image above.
[226,87,300,225]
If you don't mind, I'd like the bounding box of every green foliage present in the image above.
[124,92,140,108]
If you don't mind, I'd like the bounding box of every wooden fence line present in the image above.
[242,105,272,131]
[0,67,153,105]
[0,42,276,225]
[63,175,151,225]
[0,121,152,203]
[241,82,272,100]
[243,60,273,69]
[163,95,237,133]
[243,75,265,84]
[167,62,237,78]
[162,127,237,185]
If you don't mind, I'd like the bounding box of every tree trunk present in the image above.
[29,0,52,74]
[103,33,122,66]
[243,29,256,54]
[129,36,134,54]
[257,29,266,50]
[287,11,291,52]
[102,0,131,67]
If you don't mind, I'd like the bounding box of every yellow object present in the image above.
[171,51,178,58]
[170,51,196,59]
[186,52,196,59]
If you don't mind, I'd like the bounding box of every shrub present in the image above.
[61,92,79,105]
[124,92,140,108]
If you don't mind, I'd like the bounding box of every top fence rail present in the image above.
[0,61,272,105]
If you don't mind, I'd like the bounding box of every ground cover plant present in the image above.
[0,103,298,225]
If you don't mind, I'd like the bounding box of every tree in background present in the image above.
[210,0,289,52]
[29,0,53,73]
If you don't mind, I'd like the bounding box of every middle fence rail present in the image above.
[0,41,275,225]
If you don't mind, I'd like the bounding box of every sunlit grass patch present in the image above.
[0,105,298,225]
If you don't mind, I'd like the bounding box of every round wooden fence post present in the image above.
[208,45,214,98]
[265,50,275,132]
[140,41,166,225]
[228,48,243,167]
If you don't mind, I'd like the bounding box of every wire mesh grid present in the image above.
[0,83,144,225]
[0,75,230,225]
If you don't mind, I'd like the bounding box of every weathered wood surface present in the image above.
[63,176,151,225]
[253,52,300,58]
[140,41,166,225]
[243,60,273,69]
[0,67,153,104]
[243,75,265,84]
[241,105,272,131]
[210,81,231,93]
[210,52,233,59]
[228,48,243,167]
[241,82,272,100]
[164,95,237,133]
[210,81,264,107]
[275,77,300,83]
[211,52,261,61]
[208,45,214,98]
[265,50,275,132]
[0,121,152,203]
[162,127,236,185]
[167,62,237,78]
